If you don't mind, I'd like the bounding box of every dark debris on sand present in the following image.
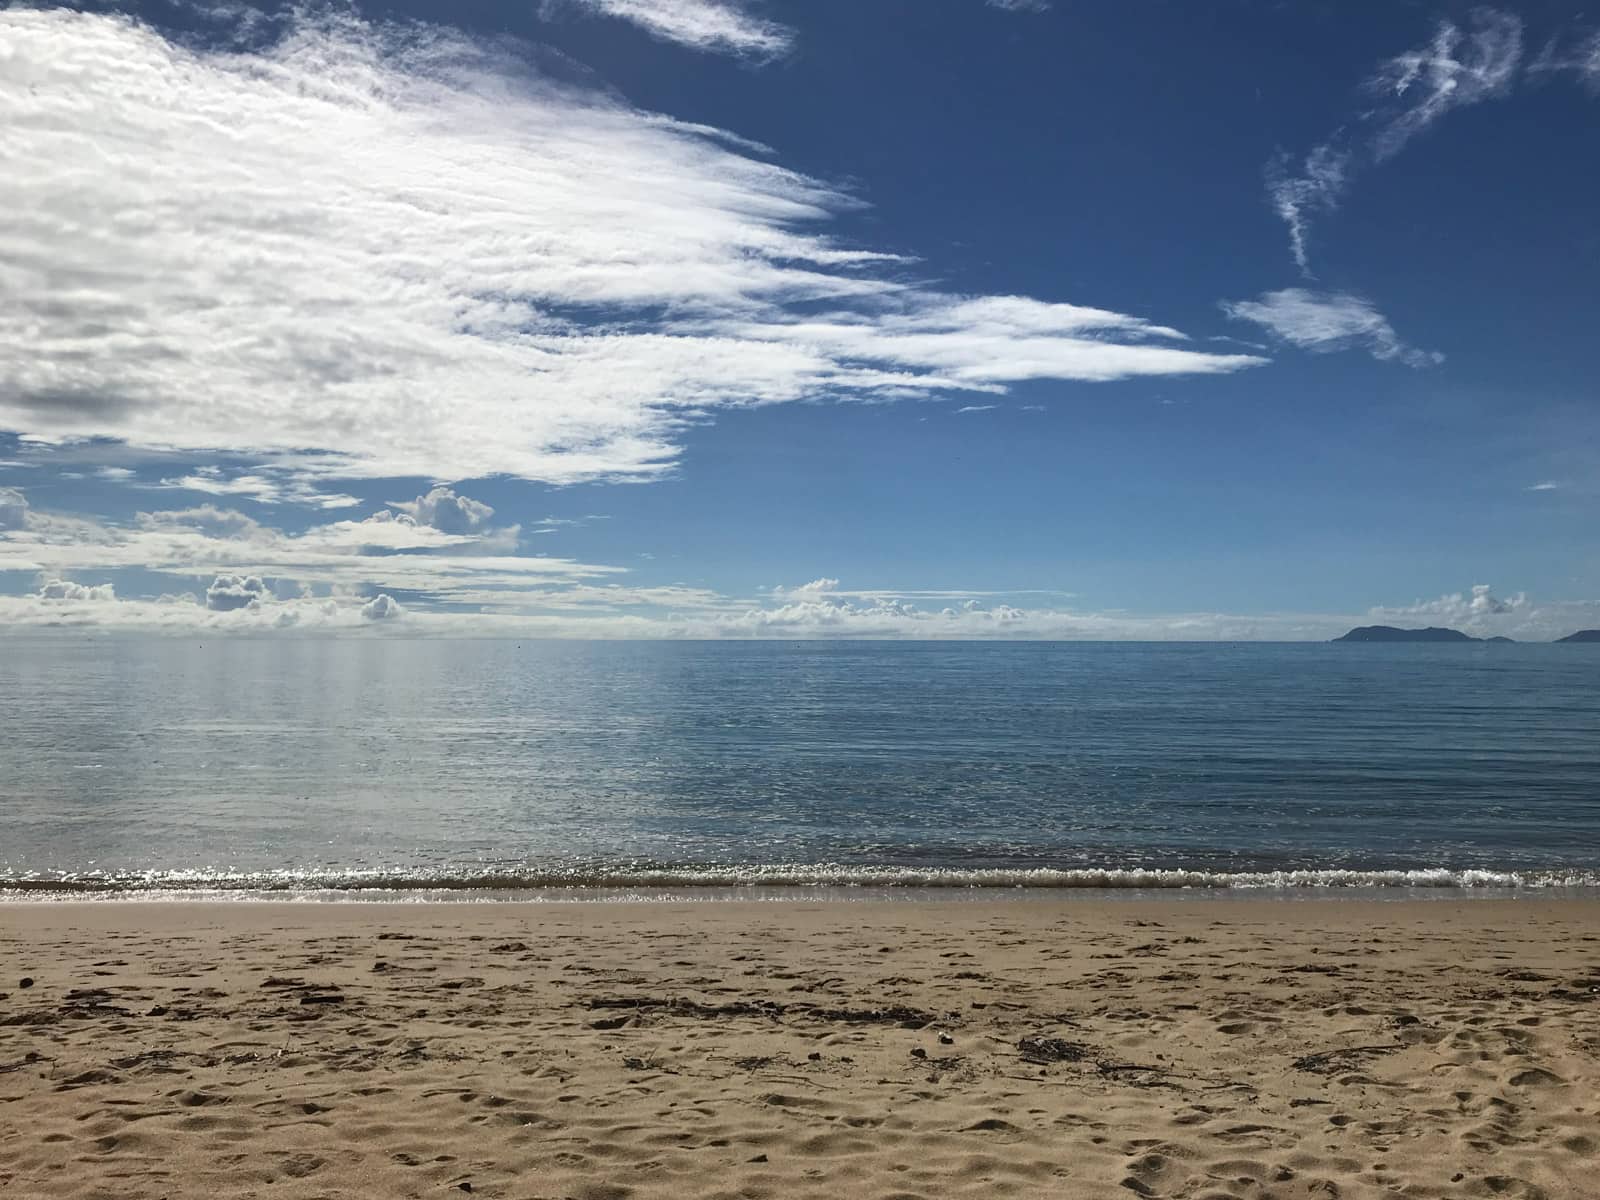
[585,995,940,1028]
[1017,1035,1093,1065]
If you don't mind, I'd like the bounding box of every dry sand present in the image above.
[1,897,1597,1199]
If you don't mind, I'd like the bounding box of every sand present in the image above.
[1,897,1597,1200]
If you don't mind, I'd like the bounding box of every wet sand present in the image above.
[2,898,1597,1199]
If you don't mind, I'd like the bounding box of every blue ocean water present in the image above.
[1,638,1597,895]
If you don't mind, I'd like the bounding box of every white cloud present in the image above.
[0,575,1344,640]
[0,486,28,530]
[1265,9,1522,272]
[157,468,359,509]
[391,486,495,534]
[361,593,403,621]
[5,537,1598,641]
[1374,583,1524,620]
[0,9,1262,492]
[1266,143,1350,277]
[774,577,840,597]
[1366,10,1523,161]
[955,404,997,414]
[1221,289,1441,368]
[205,573,270,612]
[552,0,793,59]
[1360,586,1600,642]
[138,505,263,542]
[1531,29,1600,92]
[35,578,115,602]
[1526,480,1561,491]
[987,0,1051,11]
[0,589,395,633]
[0,495,624,615]
[1367,583,1537,633]
[710,294,1251,387]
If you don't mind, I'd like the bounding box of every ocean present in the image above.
[2,637,1597,898]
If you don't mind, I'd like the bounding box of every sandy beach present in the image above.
[2,897,1597,1199]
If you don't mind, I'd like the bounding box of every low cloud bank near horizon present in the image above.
[3,490,1595,642]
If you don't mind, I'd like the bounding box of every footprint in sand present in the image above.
[277,1152,324,1178]
[1506,1067,1564,1088]
[1119,1154,1179,1196]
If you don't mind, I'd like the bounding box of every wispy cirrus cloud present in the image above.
[155,468,359,510]
[1220,289,1441,368]
[1267,9,1523,275]
[1266,143,1350,277]
[0,8,1262,495]
[1365,9,1523,161]
[1531,28,1600,92]
[547,0,794,60]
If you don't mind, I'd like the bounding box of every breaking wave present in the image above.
[3,862,1598,899]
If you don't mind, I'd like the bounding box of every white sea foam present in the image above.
[3,863,1597,899]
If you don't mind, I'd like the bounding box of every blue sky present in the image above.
[0,0,1596,637]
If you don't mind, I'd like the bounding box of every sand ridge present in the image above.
[1,898,1597,1199]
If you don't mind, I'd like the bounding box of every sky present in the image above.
[1,0,1597,639]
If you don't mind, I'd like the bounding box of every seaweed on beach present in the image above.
[1017,1035,1092,1064]
[583,995,938,1028]
[1292,1043,1404,1074]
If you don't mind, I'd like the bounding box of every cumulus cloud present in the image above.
[1221,289,1441,368]
[1358,583,1600,639]
[391,487,495,535]
[0,486,28,530]
[1373,583,1527,622]
[773,577,840,597]
[1361,585,1600,641]
[205,574,270,612]
[1265,9,1522,273]
[0,8,1261,492]
[361,593,403,621]
[35,578,115,602]
[552,0,793,60]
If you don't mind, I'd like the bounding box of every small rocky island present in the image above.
[1333,625,1485,643]
[1557,629,1600,643]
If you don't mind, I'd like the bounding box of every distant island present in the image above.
[1335,625,1600,643]
[1333,625,1484,643]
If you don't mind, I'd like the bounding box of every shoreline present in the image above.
[5,882,1600,906]
[4,897,1598,1198]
